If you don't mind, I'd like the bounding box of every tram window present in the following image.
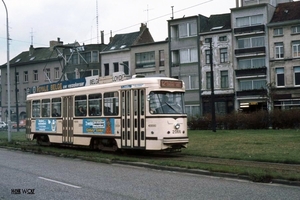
[32,100,40,117]
[42,99,50,117]
[134,90,138,116]
[88,93,102,116]
[52,98,61,117]
[75,95,87,116]
[149,92,185,114]
[104,92,119,116]
[141,90,145,116]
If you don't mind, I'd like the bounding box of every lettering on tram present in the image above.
[26,77,189,152]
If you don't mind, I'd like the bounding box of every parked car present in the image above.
[0,121,7,130]
[12,119,26,129]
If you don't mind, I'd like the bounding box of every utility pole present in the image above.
[209,38,216,132]
[2,0,11,142]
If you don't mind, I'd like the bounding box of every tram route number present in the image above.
[172,129,181,134]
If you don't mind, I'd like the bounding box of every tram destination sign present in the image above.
[160,80,183,88]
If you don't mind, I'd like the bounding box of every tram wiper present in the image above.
[165,102,180,113]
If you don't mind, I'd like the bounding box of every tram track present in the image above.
[120,151,300,174]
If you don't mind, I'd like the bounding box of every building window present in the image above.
[170,25,179,39]
[66,72,75,80]
[80,70,92,78]
[181,75,199,90]
[171,50,180,67]
[179,22,197,38]
[67,53,78,65]
[238,57,265,69]
[221,71,228,88]
[236,14,263,27]
[185,105,200,116]
[24,71,28,82]
[240,79,266,90]
[219,36,227,41]
[205,50,211,64]
[45,68,50,80]
[54,68,59,79]
[80,52,91,64]
[122,61,129,75]
[292,41,300,58]
[92,69,99,76]
[220,48,228,63]
[294,66,300,86]
[33,70,38,81]
[292,25,300,34]
[113,62,119,72]
[136,51,155,68]
[92,51,99,63]
[276,68,284,87]
[273,28,283,36]
[206,72,211,89]
[180,48,197,63]
[238,36,264,48]
[104,63,109,76]
[159,50,165,66]
[275,42,284,59]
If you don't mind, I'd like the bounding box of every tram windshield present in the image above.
[149,91,185,114]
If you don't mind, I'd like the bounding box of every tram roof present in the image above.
[27,77,184,100]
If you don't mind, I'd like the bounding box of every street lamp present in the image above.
[2,0,11,142]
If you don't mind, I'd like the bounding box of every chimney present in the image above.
[29,45,34,56]
[110,30,113,43]
[101,31,104,44]
[49,37,63,51]
[236,0,239,7]
[140,23,147,32]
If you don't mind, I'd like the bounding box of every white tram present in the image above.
[25,77,188,151]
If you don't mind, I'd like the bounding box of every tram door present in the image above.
[62,96,74,144]
[121,89,145,149]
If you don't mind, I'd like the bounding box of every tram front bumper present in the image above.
[163,137,189,144]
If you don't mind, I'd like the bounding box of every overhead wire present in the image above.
[81,0,213,43]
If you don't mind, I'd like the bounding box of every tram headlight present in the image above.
[174,123,180,129]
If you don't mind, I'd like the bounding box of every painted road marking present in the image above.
[38,177,81,188]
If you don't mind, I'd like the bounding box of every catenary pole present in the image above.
[2,0,11,142]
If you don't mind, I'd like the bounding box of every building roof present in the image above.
[103,31,141,52]
[201,13,231,33]
[102,23,154,53]
[0,46,61,68]
[270,1,300,23]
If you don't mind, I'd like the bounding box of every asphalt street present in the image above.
[1,148,300,200]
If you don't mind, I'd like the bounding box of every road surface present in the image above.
[0,148,299,200]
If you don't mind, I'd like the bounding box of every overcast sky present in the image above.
[0,0,236,65]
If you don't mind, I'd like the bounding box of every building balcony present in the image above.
[236,89,267,97]
[235,46,265,56]
[234,25,265,35]
[235,67,267,77]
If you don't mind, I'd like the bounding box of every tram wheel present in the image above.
[36,135,50,146]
